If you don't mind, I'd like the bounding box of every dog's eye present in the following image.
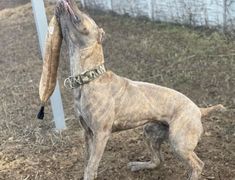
[74,15,81,24]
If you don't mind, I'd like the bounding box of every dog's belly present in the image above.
[112,119,153,132]
[112,108,170,132]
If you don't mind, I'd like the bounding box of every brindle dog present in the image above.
[55,1,225,179]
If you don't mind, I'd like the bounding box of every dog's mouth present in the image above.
[55,0,103,49]
[55,0,86,44]
[55,0,80,21]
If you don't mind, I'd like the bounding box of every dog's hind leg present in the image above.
[128,122,168,171]
[169,115,204,180]
[172,150,204,180]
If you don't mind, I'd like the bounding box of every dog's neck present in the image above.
[69,41,105,76]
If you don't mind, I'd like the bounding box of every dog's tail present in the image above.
[200,104,226,117]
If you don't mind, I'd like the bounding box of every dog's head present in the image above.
[55,0,105,49]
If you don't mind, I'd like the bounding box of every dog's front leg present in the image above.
[79,116,93,167]
[84,129,93,167]
[82,96,115,180]
[83,131,111,180]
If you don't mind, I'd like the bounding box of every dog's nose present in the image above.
[57,0,74,14]
[57,0,69,6]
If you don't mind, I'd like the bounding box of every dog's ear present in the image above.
[97,28,105,44]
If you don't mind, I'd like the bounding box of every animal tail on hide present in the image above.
[200,104,226,117]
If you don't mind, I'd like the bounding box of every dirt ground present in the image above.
[0,1,234,180]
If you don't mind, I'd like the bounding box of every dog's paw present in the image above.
[127,161,158,172]
[127,162,143,172]
[218,104,227,112]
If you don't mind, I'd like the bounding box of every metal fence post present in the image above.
[31,0,66,130]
